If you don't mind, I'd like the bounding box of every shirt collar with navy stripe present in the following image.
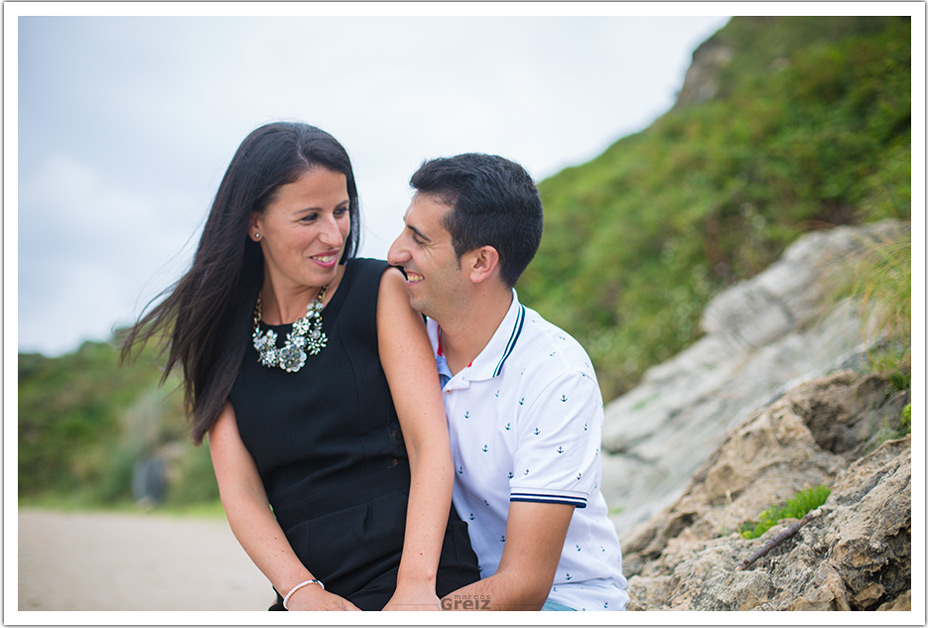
[428,289,525,390]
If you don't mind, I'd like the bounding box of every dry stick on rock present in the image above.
[737,511,817,571]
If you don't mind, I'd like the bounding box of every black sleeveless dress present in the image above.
[229,258,479,610]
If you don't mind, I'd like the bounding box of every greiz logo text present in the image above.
[441,596,491,610]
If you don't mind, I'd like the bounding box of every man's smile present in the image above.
[404,270,424,284]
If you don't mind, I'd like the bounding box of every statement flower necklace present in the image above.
[252,285,328,372]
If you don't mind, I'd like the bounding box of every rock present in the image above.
[675,38,734,108]
[877,590,911,611]
[601,220,908,534]
[619,369,910,611]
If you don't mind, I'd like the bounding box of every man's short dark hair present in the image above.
[410,153,543,288]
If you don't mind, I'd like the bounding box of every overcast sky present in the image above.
[12,6,737,356]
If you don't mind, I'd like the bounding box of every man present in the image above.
[387,153,629,611]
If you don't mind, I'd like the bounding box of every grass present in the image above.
[739,485,831,540]
[849,228,911,385]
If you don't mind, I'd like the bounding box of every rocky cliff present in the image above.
[601,220,908,534]
[597,220,912,611]
[622,372,910,611]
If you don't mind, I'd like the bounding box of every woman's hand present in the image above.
[382,584,441,611]
[286,584,361,611]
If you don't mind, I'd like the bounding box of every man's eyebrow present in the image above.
[406,222,431,243]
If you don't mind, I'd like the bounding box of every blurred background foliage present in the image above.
[18,16,912,509]
[19,342,219,510]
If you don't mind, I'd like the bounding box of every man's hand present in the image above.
[441,502,575,610]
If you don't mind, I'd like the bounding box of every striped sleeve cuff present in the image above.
[510,490,588,509]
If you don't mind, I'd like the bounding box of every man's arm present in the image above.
[441,501,574,611]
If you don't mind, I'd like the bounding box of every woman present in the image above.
[123,122,479,610]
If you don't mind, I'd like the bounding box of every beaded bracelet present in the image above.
[282,579,325,610]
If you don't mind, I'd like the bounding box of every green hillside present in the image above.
[18,16,912,507]
[517,16,911,399]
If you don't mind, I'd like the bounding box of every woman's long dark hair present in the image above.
[122,122,360,444]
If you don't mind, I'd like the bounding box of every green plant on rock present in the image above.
[901,403,911,431]
[739,485,831,540]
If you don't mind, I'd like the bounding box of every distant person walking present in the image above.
[123,122,479,610]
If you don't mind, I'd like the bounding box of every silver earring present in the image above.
[254,233,261,240]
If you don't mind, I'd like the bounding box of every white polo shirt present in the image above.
[428,290,629,611]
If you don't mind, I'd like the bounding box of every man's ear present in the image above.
[465,246,501,284]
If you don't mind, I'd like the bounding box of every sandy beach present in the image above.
[17,508,273,611]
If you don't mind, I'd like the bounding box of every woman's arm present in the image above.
[377,268,454,611]
[208,402,360,611]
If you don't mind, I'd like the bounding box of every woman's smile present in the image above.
[310,251,340,269]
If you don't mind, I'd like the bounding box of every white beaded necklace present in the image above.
[252,285,328,372]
